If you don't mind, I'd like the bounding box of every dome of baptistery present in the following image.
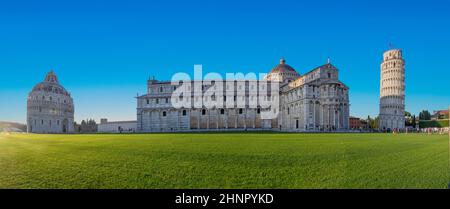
[264,58,300,83]
[27,71,75,133]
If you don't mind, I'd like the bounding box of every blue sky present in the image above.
[0,0,449,123]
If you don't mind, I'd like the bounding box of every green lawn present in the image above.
[0,132,448,189]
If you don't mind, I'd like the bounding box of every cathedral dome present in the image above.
[264,58,300,83]
[269,58,298,74]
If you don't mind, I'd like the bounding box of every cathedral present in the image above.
[136,59,350,132]
[27,71,75,133]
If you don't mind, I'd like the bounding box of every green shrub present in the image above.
[419,120,449,128]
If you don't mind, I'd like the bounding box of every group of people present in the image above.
[418,127,449,135]
[390,127,449,134]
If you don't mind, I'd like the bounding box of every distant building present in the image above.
[431,110,449,120]
[27,71,75,133]
[360,119,368,129]
[0,121,27,132]
[75,119,98,133]
[349,117,362,130]
[98,118,137,133]
[379,49,405,131]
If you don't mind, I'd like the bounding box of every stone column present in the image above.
[158,110,162,131]
[216,109,219,129]
[329,105,332,130]
[313,102,316,131]
[320,104,323,130]
[207,109,210,129]
[244,108,247,129]
[197,109,200,129]
[253,108,256,129]
[177,110,180,131]
[225,109,228,129]
[234,109,237,129]
[331,105,336,128]
[306,102,310,130]
[337,107,340,129]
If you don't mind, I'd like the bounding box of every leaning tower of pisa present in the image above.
[379,49,405,131]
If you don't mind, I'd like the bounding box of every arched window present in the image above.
[182,110,187,116]
[257,108,261,114]
[162,111,167,117]
[202,109,206,115]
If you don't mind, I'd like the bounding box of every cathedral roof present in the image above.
[304,62,338,76]
[313,62,337,71]
[269,58,299,74]
[31,71,71,96]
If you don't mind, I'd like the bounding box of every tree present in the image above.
[425,111,431,120]
[419,110,431,120]
[404,111,411,117]
[372,116,379,129]
[405,111,414,126]
[87,119,96,125]
[78,119,97,133]
[366,115,372,129]
[365,115,379,130]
